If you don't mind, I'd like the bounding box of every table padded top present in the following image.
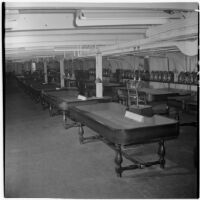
[74,102,177,130]
[118,87,191,96]
[139,88,179,95]
[46,90,79,101]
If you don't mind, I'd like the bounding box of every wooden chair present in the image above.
[117,88,128,105]
[126,81,153,116]
[126,80,146,108]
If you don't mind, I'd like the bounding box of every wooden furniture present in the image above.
[117,87,128,105]
[117,87,182,103]
[70,102,179,177]
[41,90,111,128]
[126,80,146,107]
[128,104,153,117]
[118,87,179,116]
[138,88,180,102]
[167,94,197,125]
[17,77,61,103]
[103,82,124,101]
[65,78,76,88]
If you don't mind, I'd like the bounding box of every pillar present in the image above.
[60,58,65,88]
[96,53,103,97]
[44,61,48,83]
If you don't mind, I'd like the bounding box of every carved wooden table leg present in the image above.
[158,140,165,168]
[49,105,54,116]
[41,98,46,110]
[79,124,84,144]
[166,105,169,116]
[115,144,123,177]
[176,111,180,121]
[63,111,67,127]
[35,95,40,103]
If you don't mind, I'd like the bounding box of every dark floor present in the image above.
[4,78,198,198]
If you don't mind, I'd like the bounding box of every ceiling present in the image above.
[5,2,198,62]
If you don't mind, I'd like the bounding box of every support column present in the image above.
[96,53,103,97]
[60,58,65,88]
[44,61,48,83]
[31,62,36,73]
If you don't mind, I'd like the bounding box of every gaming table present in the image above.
[103,82,124,101]
[41,90,111,128]
[22,79,61,103]
[167,95,197,126]
[70,102,179,177]
[117,87,191,103]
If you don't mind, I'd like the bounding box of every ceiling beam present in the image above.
[6,13,75,31]
[146,12,197,37]
[6,2,197,11]
[5,40,116,49]
[75,17,168,26]
[6,34,144,45]
[98,15,198,54]
[5,28,147,37]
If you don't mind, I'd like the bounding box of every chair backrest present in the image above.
[126,80,146,108]
[126,80,138,108]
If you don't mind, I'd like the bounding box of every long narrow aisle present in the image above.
[5,78,197,198]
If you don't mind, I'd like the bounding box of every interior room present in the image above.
[4,2,198,198]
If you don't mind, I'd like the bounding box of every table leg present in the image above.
[41,97,46,110]
[115,144,123,177]
[166,105,169,116]
[176,110,180,121]
[79,124,84,144]
[63,110,66,123]
[35,95,40,104]
[158,140,165,168]
[49,105,53,116]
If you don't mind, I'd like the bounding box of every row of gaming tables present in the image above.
[16,75,181,177]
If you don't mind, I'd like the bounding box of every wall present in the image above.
[7,50,197,92]
[36,62,44,71]
[148,52,197,91]
[47,60,59,71]
[5,62,25,74]
[5,62,14,72]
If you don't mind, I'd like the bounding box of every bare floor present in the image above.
[5,79,198,198]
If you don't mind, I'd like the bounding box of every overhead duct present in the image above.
[5,9,19,30]
[175,40,198,56]
[75,10,171,27]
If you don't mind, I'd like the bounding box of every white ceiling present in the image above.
[5,2,198,62]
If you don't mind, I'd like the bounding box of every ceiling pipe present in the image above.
[75,14,169,27]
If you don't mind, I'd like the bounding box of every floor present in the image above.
[4,78,198,198]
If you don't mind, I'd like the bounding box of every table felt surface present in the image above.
[32,83,60,90]
[168,95,193,102]
[45,90,79,101]
[160,88,191,95]
[73,102,177,130]
[23,80,60,90]
[103,82,123,87]
[45,90,111,103]
[118,87,191,96]
[185,100,197,106]
[138,88,179,95]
